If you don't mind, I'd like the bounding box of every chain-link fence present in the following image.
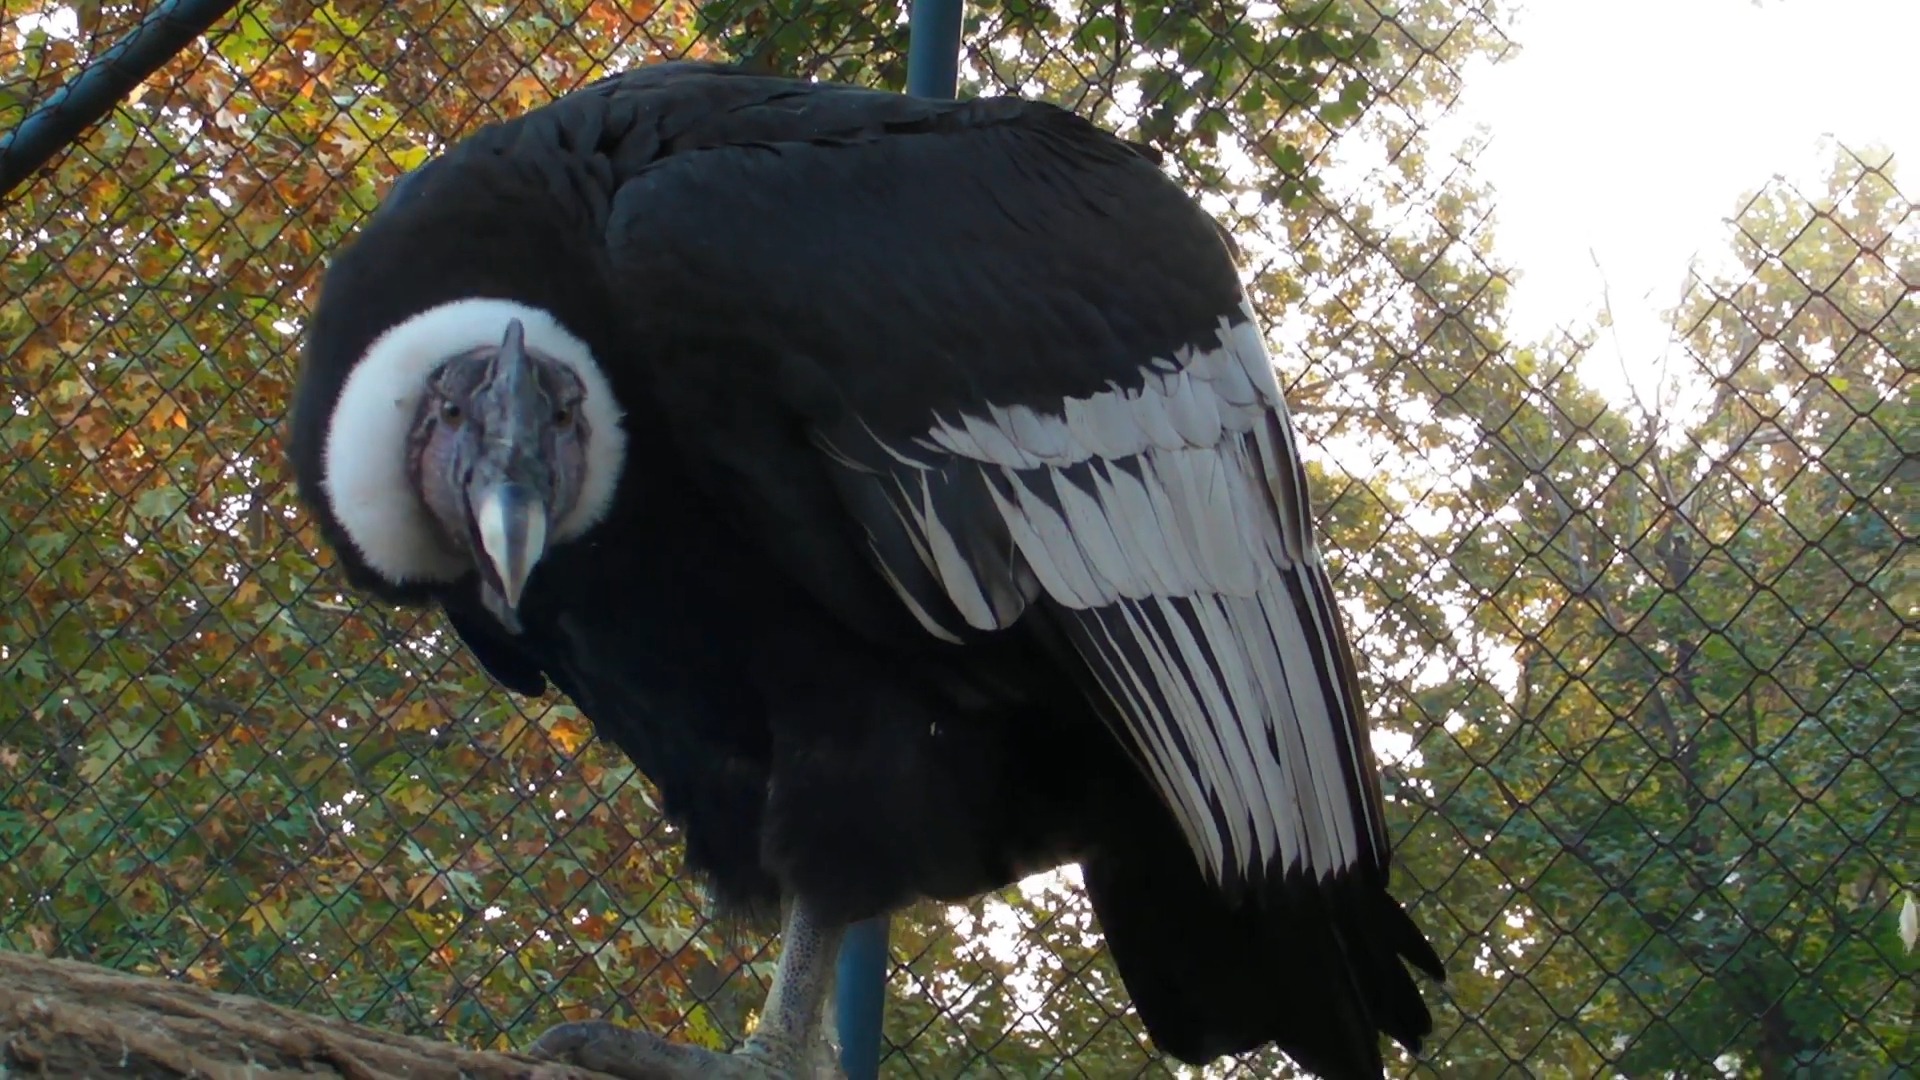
[2,0,1913,1075]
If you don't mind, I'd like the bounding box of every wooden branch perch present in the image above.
[0,949,616,1080]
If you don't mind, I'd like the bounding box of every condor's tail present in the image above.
[1082,809,1445,1079]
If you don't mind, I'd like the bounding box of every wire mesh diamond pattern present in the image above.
[1,1,1912,1077]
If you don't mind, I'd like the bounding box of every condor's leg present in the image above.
[527,898,847,1079]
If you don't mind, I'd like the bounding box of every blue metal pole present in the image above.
[905,0,964,99]
[833,915,889,1079]
[0,0,241,199]
[831,11,966,1077]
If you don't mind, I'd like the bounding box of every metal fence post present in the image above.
[830,8,965,1076]
[905,0,964,99]
[0,0,241,199]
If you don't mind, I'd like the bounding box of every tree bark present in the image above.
[0,948,613,1079]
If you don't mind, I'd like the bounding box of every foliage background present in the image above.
[1,0,1913,1075]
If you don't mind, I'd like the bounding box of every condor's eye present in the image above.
[553,406,574,428]
[440,399,463,424]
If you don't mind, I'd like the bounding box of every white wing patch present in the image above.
[846,302,1381,886]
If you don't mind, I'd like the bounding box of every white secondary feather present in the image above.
[869,301,1378,885]
[321,297,628,586]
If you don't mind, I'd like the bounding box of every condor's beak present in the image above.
[467,318,554,630]
[475,480,546,611]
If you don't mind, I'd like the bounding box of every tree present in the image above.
[1365,144,1916,1075]
[23,3,1903,1078]
[0,1,1517,1076]
[1,0,771,1055]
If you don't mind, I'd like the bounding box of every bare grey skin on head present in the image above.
[406,317,591,632]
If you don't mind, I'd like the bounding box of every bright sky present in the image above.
[1433,0,1920,406]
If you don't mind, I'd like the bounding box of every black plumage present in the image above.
[289,60,1445,1079]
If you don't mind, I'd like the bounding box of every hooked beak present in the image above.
[474,481,546,612]
[466,318,555,631]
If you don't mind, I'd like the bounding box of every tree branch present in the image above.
[0,949,615,1080]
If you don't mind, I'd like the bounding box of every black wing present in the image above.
[602,71,1392,894]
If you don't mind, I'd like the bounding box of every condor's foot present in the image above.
[526,1020,828,1079]
[529,898,848,1080]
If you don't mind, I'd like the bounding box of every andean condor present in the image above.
[287,59,1446,1080]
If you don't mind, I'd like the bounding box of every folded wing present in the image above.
[816,300,1390,892]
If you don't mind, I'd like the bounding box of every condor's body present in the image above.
[289,60,1443,1079]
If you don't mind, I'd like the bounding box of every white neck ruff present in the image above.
[319,297,628,586]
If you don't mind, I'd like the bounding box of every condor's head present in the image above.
[291,295,628,634]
